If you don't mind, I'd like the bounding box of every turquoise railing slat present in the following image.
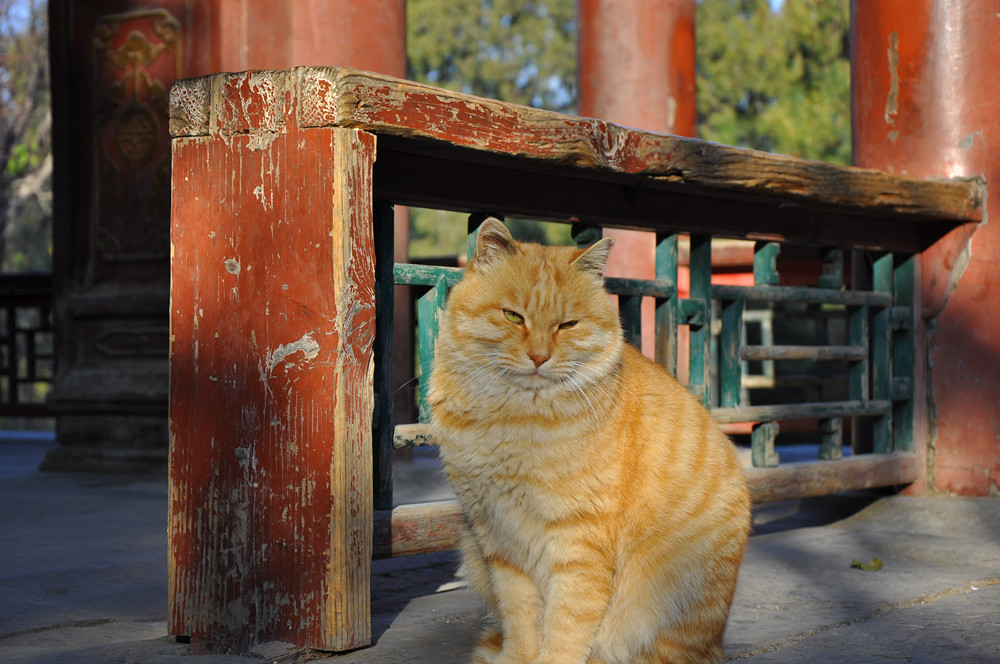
[688,234,712,408]
[819,417,844,460]
[753,242,781,286]
[872,253,894,453]
[720,297,744,408]
[655,234,679,376]
[416,277,448,423]
[751,421,781,467]
[892,255,916,451]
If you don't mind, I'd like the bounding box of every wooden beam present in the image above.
[740,345,868,362]
[744,453,918,503]
[299,67,984,225]
[372,501,466,559]
[369,146,945,253]
[171,67,984,247]
[370,454,919,558]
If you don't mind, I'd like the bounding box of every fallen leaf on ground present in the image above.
[851,557,883,571]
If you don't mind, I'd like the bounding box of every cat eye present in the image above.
[558,320,578,330]
[503,309,524,324]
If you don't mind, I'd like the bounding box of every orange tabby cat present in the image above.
[429,219,750,664]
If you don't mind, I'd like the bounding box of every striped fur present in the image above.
[429,219,750,664]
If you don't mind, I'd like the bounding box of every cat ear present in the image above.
[572,237,615,277]
[472,218,517,268]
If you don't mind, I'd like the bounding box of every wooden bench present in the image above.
[167,66,984,654]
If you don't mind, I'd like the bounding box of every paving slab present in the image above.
[1,439,998,664]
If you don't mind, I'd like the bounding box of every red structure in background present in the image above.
[578,0,697,356]
[49,0,996,491]
[46,0,406,471]
[852,0,1000,496]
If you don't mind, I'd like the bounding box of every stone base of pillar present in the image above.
[41,415,168,473]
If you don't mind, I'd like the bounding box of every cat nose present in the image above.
[528,352,550,368]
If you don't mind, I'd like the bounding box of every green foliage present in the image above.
[697,0,851,165]
[407,209,470,259]
[407,208,573,260]
[408,0,577,112]
[1,0,52,272]
[406,0,577,258]
[402,0,853,258]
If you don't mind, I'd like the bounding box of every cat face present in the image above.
[436,219,623,397]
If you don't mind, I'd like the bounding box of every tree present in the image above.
[406,0,577,256]
[408,0,577,112]
[406,1,852,256]
[697,0,851,165]
[0,0,51,272]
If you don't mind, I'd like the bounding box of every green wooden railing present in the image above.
[382,216,915,512]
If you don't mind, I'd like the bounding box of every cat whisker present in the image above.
[393,373,422,394]
[431,352,529,408]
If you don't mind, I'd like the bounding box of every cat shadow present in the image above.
[368,548,469,642]
[749,488,891,536]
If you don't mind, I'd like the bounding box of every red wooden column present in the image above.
[169,71,376,653]
[578,0,697,356]
[198,0,415,431]
[200,0,406,73]
[852,1,1000,496]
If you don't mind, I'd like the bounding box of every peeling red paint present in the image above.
[170,73,376,652]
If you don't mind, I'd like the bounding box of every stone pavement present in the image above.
[1,437,998,664]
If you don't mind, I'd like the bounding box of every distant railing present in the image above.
[0,273,53,417]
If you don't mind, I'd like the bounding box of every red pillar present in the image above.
[200,0,406,74]
[578,0,696,356]
[852,1,1000,496]
[46,0,407,472]
[165,3,407,653]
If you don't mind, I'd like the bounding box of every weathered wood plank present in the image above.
[753,242,781,286]
[744,453,918,503]
[892,256,917,451]
[720,298,745,408]
[393,263,463,288]
[872,254,894,453]
[294,67,984,225]
[689,234,712,408]
[417,279,448,422]
[740,345,867,362]
[712,400,891,424]
[370,454,918,558]
[393,423,436,449]
[711,284,893,307]
[169,70,376,653]
[654,234,680,376]
[173,68,983,234]
[370,147,962,253]
[372,501,465,559]
[751,422,781,468]
[819,418,845,460]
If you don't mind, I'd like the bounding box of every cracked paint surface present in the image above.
[169,70,376,653]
